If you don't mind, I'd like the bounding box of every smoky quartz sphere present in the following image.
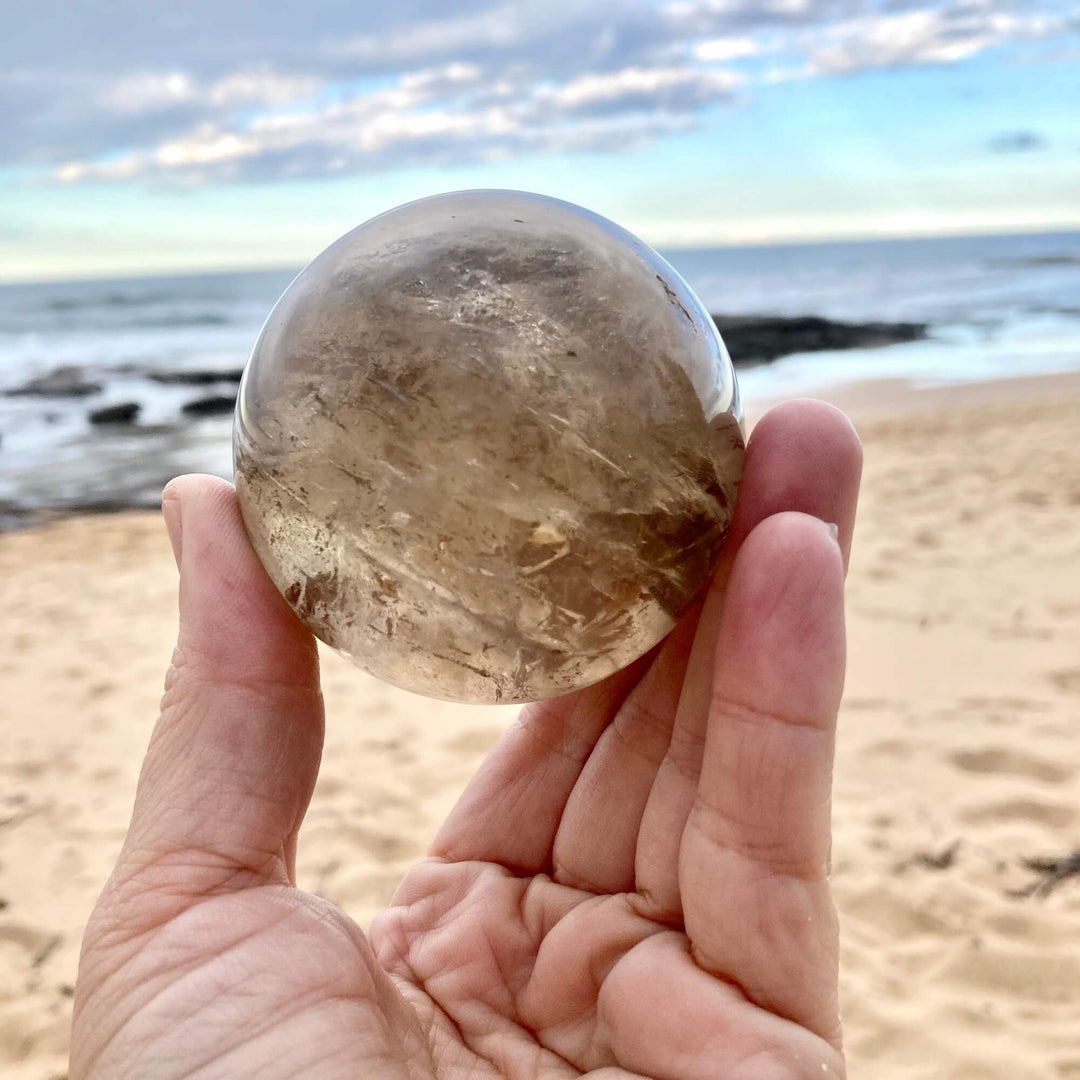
[234,191,744,704]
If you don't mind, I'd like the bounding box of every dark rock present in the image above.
[6,366,103,397]
[711,314,927,365]
[89,401,141,425]
[148,368,244,386]
[181,394,237,417]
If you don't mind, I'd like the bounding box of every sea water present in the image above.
[1,230,1078,522]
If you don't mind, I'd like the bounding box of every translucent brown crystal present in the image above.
[234,191,744,704]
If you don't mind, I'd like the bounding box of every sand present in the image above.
[2,374,1079,1079]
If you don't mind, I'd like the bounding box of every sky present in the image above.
[1,0,1078,282]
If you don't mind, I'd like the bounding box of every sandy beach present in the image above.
[2,374,1078,1079]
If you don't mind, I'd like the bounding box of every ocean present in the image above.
[1,229,1078,524]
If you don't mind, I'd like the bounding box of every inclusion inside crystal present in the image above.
[235,190,744,704]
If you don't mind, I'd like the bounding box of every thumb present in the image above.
[116,474,324,901]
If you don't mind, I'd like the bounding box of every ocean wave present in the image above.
[35,300,233,329]
[986,254,1080,270]
[44,289,189,311]
[128,313,231,328]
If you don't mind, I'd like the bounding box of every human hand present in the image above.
[71,399,861,1079]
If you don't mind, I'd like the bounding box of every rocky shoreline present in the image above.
[712,314,926,364]
[3,314,927,421]
[0,314,927,528]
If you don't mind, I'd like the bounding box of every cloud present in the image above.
[663,0,864,32]
[544,66,740,114]
[3,0,1074,186]
[987,130,1048,153]
[94,68,324,116]
[53,62,731,185]
[96,72,197,115]
[805,4,1064,76]
[329,4,542,67]
[692,36,761,61]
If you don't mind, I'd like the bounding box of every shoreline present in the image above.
[3,367,1078,534]
[4,226,1079,288]
[5,223,1079,532]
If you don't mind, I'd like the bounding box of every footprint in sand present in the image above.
[1049,668,1080,695]
[864,738,916,759]
[83,681,115,702]
[942,940,1080,1005]
[314,775,347,798]
[959,798,1076,829]
[950,747,1074,784]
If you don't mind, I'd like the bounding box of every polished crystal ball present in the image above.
[234,190,744,704]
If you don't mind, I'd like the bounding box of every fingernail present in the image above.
[825,521,840,545]
[162,493,183,569]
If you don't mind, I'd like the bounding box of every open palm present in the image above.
[71,400,861,1079]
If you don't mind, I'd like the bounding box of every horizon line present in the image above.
[2,221,1078,289]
